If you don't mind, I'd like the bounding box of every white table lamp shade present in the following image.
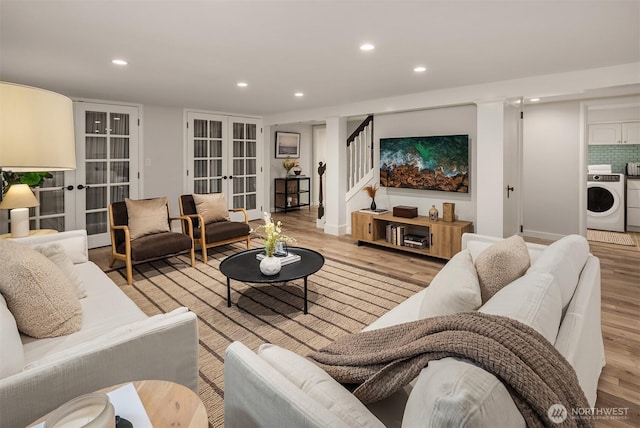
[0,82,76,171]
[0,184,39,238]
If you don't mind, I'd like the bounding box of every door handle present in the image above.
[506,185,514,198]
[77,184,90,190]
[66,185,74,191]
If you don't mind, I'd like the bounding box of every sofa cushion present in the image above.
[117,231,192,261]
[33,243,87,299]
[193,193,229,224]
[467,240,544,266]
[258,344,385,428]
[419,249,481,318]
[125,197,170,240]
[0,241,81,338]
[527,234,589,308]
[21,262,147,365]
[0,294,24,378]
[474,235,530,303]
[479,272,562,344]
[401,358,525,428]
[196,220,250,242]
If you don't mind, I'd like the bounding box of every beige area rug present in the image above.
[587,229,635,246]
[105,242,426,428]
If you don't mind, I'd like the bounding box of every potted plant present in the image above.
[282,157,299,177]
[363,183,379,210]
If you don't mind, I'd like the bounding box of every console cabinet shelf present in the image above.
[351,211,473,260]
[274,177,311,213]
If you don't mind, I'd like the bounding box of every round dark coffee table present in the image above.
[219,247,324,314]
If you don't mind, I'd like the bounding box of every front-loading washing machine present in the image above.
[587,173,625,232]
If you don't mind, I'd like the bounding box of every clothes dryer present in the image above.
[587,173,625,232]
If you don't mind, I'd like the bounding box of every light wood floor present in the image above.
[91,208,640,427]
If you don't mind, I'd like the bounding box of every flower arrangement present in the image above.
[254,212,296,256]
[363,183,379,198]
[282,157,299,175]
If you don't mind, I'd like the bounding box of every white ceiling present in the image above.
[1,0,639,116]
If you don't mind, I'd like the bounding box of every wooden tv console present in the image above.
[351,211,473,260]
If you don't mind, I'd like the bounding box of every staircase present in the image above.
[346,115,374,200]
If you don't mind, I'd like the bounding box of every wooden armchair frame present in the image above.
[178,195,251,264]
[108,201,196,285]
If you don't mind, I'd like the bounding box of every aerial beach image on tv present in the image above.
[380,134,469,192]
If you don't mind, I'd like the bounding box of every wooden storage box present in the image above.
[443,203,455,222]
[393,205,418,218]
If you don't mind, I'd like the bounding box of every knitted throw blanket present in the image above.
[308,312,593,428]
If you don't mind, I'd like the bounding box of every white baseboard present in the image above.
[324,223,347,236]
[522,229,567,242]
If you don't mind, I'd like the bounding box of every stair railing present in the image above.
[346,115,374,193]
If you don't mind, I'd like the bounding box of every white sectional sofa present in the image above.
[0,230,199,427]
[224,233,605,427]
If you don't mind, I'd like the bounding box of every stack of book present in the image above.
[403,234,429,249]
[256,252,301,266]
[386,223,406,246]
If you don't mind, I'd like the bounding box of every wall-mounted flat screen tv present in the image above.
[380,134,469,193]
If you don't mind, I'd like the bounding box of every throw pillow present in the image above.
[0,294,24,378]
[418,249,481,318]
[527,234,590,308]
[258,344,385,428]
[479,271,562,344]
[125,197,170,240]
[193,193,229,224]
[401,358,525,428]
[474,235,530,303]
[0,240,82,338]
[34,243,87,298]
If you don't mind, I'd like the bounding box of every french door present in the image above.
[186,112,262,220]
[71,103,140,247]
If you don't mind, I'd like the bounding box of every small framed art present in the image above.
[275,131,300,158]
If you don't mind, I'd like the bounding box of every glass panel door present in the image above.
[74,103,139,248]
[189,113,226,195]
[186,112,262,221]
[230,118,261,219]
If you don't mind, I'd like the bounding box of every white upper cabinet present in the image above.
[622,122,640,145]
[588,122,640,145]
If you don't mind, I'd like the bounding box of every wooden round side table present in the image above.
[29,380,207,427]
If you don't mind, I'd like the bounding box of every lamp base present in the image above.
[10,208,31,238]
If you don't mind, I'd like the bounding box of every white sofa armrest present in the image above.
[554,255,605,406]
[224,341,352,428]
[0,311,198,428]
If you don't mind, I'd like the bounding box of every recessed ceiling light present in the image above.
[237,82,248,87]
[360,43,375,51]
[112,59,127,65]
[294,92,304,97]
[414,66,427,73]
[529,98,540,102]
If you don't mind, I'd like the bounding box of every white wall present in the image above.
[140,105,185,216]
[522,101,581,239]
[350,105,477,227]
[268,123,313,211]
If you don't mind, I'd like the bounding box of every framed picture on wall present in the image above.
[275,131,300,158]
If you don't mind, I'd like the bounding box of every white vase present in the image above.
[260,255,281,275]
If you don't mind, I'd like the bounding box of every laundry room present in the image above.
[587,101,640,233]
